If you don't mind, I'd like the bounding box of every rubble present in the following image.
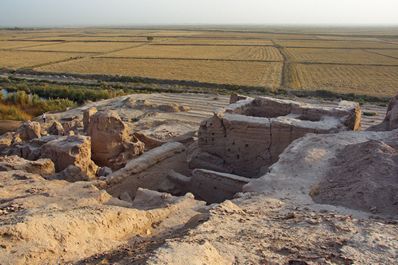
[88,110,145,169]
[107,142,186,186]
[40,135,98,180]
[47,120,65,136]
[15,121,41,141]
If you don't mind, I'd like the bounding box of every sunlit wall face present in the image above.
[0,0,397,27]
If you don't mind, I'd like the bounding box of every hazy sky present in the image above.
[1,0,398,27]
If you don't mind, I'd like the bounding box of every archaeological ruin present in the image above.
[0,92,397,265]
[193,96,361,177]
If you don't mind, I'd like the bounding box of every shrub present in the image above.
[0,103,31,121]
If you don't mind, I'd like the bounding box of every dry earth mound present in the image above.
[313,138,398,216]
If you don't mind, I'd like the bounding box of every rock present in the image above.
[88,110,145,169]
[119,191,133,203]
[190,169,251,203]
[15,121,41,141]
[83,107,97,132]
[147,241,231,265]
[97,166,112,178]
[47,121,65,136]
[134,131,165,150]
[108,136,146,169]
[230,93,251,104]
[131,188,202,211]
[56,165,90,182]
[107,142,185,185]
[368,93,398,131]
[62,118,83,135]
[40,135,98,180]
[0,132,15,150]
[131,99,189,113]
[0,155,55,177]
[5,135,60,161]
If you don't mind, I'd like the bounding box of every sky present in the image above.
[1,0,398,27]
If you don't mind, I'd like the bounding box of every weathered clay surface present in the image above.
[40,135,98,180]
[0,170,203,265]
[88,110,145,169]
[195,96,361,177]
[147,196,397,265]
[107,142,186,186]
[312,138,398,215]
[245,129,398,216]
[0,155,55,176]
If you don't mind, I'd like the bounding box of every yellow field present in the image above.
[195,32,318,40]
[22,36,149,42]
[285,48,398,65]
[0,28,397,97]
[37,58,283,87]
[0,41,54,49]
[275,40,398,49]
[289,64,398,96]
[138,31,204,37]
[100,45,283,61]
[0,51,85,69]
[20,42,139,53]
[368,49,398,59]
[156,38,273,46]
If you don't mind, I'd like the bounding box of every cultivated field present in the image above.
[289,64,398,96]
[285,48,398,65]
[153,38,274,46]
[100,45,283,61]
[23,36,149,42]
[0,41,58,49]
[274,40,398,49]
[0,50,85,69]
[37,58,283,87]
[0,27,398,97]
[369,49,398,59]
[20,42,139,53]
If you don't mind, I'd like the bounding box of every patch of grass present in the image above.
[3,80,125,104]
[0,103,31,121]
[2,90,76,119]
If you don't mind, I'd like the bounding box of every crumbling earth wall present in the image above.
[194,96,361,177]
